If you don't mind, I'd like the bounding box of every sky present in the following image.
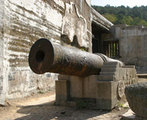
[91,0,147,7]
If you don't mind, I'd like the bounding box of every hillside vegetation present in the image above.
[92,5,147,26]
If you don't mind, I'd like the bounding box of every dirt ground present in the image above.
[0,78,146,120]
[0,91,128,120]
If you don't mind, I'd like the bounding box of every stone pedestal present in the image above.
[56,62,138,110]
[96,81,118,110]
[56,80,69,105]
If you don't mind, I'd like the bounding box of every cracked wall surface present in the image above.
[0,0,5,105]
[0,0,92,104]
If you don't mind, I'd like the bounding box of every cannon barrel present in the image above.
[29,38,123,77]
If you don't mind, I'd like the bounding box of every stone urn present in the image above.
[125,82,147,119]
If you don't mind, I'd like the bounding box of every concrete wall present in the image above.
[0,0,5,105]
[112,25,147,73]
[86,0,91,5]
[0,0,92,104]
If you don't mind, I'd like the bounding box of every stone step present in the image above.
[103,62,119,66]
[100,72,116,75]
[101,68,117,72]
[98,75,114,81]
[102,65,119,69]
[137,74,147,78]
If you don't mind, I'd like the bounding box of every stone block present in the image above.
[56,80,69,105]
[98,75,114,81]
[70,75,98,99]
[125,82,147,119]
[70,76,84,98]
[96,81,118,110]
[83,75,97,98]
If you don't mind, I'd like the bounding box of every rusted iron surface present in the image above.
[29,38,123,77]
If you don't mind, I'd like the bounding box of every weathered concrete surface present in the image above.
[1,0,67,102]
[92,8,113,31]
[0,0,5,105]
[86,0,91,5]
[125,82,147,119]
[111,25,147,73]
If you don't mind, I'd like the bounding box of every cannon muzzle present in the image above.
[29,38,123,77]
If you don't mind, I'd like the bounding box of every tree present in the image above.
[92,5,147,26]
[120,16,133,25]
[103,13,117,23]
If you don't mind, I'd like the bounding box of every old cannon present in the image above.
[29,38,137,110]
[29,38,123,77]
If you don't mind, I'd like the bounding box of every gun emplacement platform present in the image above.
[29,38,138,110]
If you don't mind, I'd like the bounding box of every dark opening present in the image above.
[36,50,45,62]
[92,22,106,53]
[92,22,120,58]
[103,40,120,58]
[92,34,101,53]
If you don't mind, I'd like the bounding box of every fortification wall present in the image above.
[112,25,147,73]
[0,0,92,104]
[0,0,5,105]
